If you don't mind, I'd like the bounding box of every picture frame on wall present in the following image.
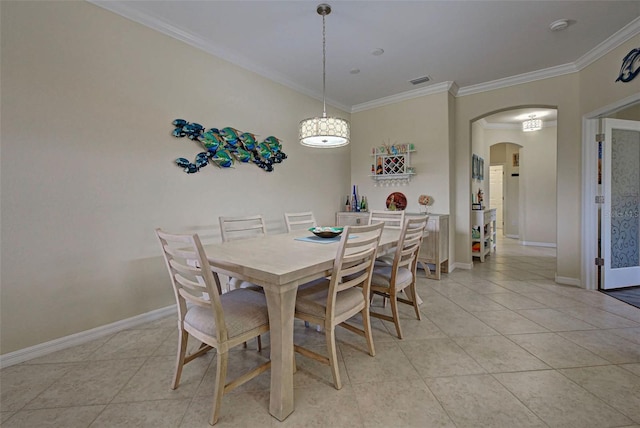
[472,154,478,179]
[513,152,520,167]
[479,157,484,180]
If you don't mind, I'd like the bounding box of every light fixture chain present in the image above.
[322,11,327,117]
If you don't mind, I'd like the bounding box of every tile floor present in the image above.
[2,235,640,427]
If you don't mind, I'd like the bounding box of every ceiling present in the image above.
[92,0,640,122]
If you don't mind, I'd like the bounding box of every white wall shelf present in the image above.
[370,147,415,185]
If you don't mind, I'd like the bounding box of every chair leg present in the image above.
[325,326,342,390]
[210,350,229,425]
[389,292,403,339]
[361,308,376,357]
[257,335,262,351]
[172,329,188,389]
[409,283,422,320]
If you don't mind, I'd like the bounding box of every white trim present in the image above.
[88,1,640,112]
[575,17,640,71]
[0,305,176,369]
[555,275,581,287]
[521,241,557,248]
[581,93,640,291]
[452,262,473,270]
[457,64,578,97]
[351,82,455,113]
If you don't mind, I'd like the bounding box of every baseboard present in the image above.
[555,275,582,287]
[452,261,473,270]
[0,305,176,369]
[521,241,557,248]
[505,234,519,239]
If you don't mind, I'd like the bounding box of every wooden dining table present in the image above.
[202,227,401,421]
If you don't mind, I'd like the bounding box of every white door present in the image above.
[601,118,640,289]
[490,165,504,231]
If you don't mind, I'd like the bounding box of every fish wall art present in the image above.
[170,119,287,173]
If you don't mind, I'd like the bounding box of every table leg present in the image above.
[263,285,297,421]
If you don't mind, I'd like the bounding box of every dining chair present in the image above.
[219,214,267,242]
[367,209,407,306]
[284,211,317,232]
[368,209,405,230]
[369,215,428,339]
[368,209,406,265]
[219,215,266,291]
[155,229,270,425]
[293,222,384,390]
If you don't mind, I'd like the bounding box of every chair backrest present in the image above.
[219,215,267,242]
[326,222,385,316]
[284,211,317,232]
[155,229,229,342]
[391,215,428,276]
[368,209,405,230]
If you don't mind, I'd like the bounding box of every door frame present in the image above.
[581,93,640,290]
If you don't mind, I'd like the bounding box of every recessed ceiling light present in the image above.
[350,68,360,74]
[549,19,570,31]
[371,48,384,56]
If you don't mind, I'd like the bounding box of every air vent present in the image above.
[409,75,430,85]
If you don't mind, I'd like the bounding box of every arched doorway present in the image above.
[471,107,558,263]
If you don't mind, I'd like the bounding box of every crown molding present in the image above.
[88,1,640,112]
[456,63,578,97]
[350,81,455,113]
[88,0,352,113]
[574,16,640,71]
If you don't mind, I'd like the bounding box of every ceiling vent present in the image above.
[409,75,431,85]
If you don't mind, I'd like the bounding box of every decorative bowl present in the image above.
[309,226,344,238]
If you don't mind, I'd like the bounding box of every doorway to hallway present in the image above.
[489,165,503,232]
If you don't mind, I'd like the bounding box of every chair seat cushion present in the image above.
[371,266,413,290]
[295,279,364,319]
[229,277,262,292]
[184,288,269,339]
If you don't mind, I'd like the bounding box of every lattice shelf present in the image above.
[370,146,415,185]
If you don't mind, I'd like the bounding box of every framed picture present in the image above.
[472,154,478,179]
[513,152,520,167]
[479,157,484,180]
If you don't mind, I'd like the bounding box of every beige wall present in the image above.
[351,92,452,215]
[455,75,581,279]
[0,1,351,354]
[2,1,639,356]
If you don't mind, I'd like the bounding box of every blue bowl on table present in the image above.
[309,227,344,239]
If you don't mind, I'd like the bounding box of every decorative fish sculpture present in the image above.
[210,149,234,168]
[198,129,224,153]
[263,136,282,151]
[195,152,209,168]
[239,132,259,151]
[175,157,198,173]
[219,127,242,146]
[616,48,640,83]
[234,147,253,163]
[256,142,272,159]
[170,120,285,173]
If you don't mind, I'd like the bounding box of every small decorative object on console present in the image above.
[386,192,407,211]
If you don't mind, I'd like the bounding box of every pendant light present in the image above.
[299,3,350,148]
[522,115,542,132]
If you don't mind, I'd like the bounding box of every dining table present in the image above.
[202,227,402,421]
